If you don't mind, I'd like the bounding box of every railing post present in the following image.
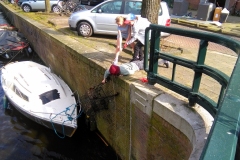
[145,28,161,85]
[189,40,208,107]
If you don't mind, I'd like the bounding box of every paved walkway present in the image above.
[49,13,239,103]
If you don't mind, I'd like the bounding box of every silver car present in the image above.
[79,0,104,6]
[68,0,171,37]
[21,0,59,12]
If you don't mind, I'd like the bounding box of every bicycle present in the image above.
[57,0,87,15]
[57,0,78,15]
[229,0,240,16]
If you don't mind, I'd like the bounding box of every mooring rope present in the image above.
[50,91,82,138]
[50,103,83,139]
[0,42,30,70]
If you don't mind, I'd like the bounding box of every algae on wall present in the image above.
[0,3,193,160]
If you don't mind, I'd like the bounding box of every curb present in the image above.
[171,18,240,38]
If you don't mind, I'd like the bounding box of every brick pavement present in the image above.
[152,9,239,102]
[159,28,237,102]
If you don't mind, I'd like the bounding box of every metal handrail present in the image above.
[144,24,240,159]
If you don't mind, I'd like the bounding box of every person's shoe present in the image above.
[130,58,139,62]
[164,61,170,68]
[138,56,143,61]
[158,59,164,65]
[138,54,143,61]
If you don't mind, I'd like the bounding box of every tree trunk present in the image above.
[45,0,51,13]
[141,0,161,24]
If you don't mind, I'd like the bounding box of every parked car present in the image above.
[21,0,59,12]
[68,0,171,37]
[17,0,30,6]
[79,0,104,6]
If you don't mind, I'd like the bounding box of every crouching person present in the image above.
[102,60,144,83]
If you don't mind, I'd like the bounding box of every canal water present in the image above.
[0,11,120,160]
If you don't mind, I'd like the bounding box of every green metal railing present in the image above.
[144,24,240,159]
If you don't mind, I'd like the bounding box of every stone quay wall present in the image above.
[0,3,212,160]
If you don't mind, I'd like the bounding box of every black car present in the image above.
[79,0,104,6]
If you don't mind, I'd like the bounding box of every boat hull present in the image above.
[6,93,77,137]
[1,61,78,137]
[0,30,30,59]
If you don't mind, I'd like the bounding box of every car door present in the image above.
[49,0,58,7]
[123,0,142,16]
[94,0,123,34]
[29,0,44,10]
[37,0,45,9]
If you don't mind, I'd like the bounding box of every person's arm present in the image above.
[116,26,123,50]
[113,29,123,64]
[125,25,132,42]
[125,37,137,46]
[125,21,139,46]
[102,69,111,83]
[118,30,123,51]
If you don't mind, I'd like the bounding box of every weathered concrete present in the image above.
[130,83,213,160]
[0,2,213,160]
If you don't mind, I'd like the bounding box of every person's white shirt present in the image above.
[103,62,140,80]
[126,17,151,45]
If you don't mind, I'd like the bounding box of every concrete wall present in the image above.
[0,2,213,160]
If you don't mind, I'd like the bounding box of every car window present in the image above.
[123,1,163,16]
[124,1,142,15]
[93,1,122,14]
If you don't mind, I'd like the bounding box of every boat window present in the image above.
[13,85,29,102]
[39,89,60,105]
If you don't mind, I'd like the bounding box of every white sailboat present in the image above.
[1,61,78,138]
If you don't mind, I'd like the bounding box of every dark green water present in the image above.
[0,11,120,160]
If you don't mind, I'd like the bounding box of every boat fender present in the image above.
[5,54,9,59]
[89,115,97,131]
[85,115,90,128]
[25,46,33,57]
[28,47,32,53]
[85,114,97,131]
[3,95,9,109]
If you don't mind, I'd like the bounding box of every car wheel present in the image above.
[87,0,91,6]
[52,5,60,13]
[77,22,93,37]
[22,4,31,12]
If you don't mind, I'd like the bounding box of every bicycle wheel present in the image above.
[72,5,85,13]
[68,1,77,12]
[236,10,240,16]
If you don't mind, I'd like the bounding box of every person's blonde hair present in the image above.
[115,16,126,23]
